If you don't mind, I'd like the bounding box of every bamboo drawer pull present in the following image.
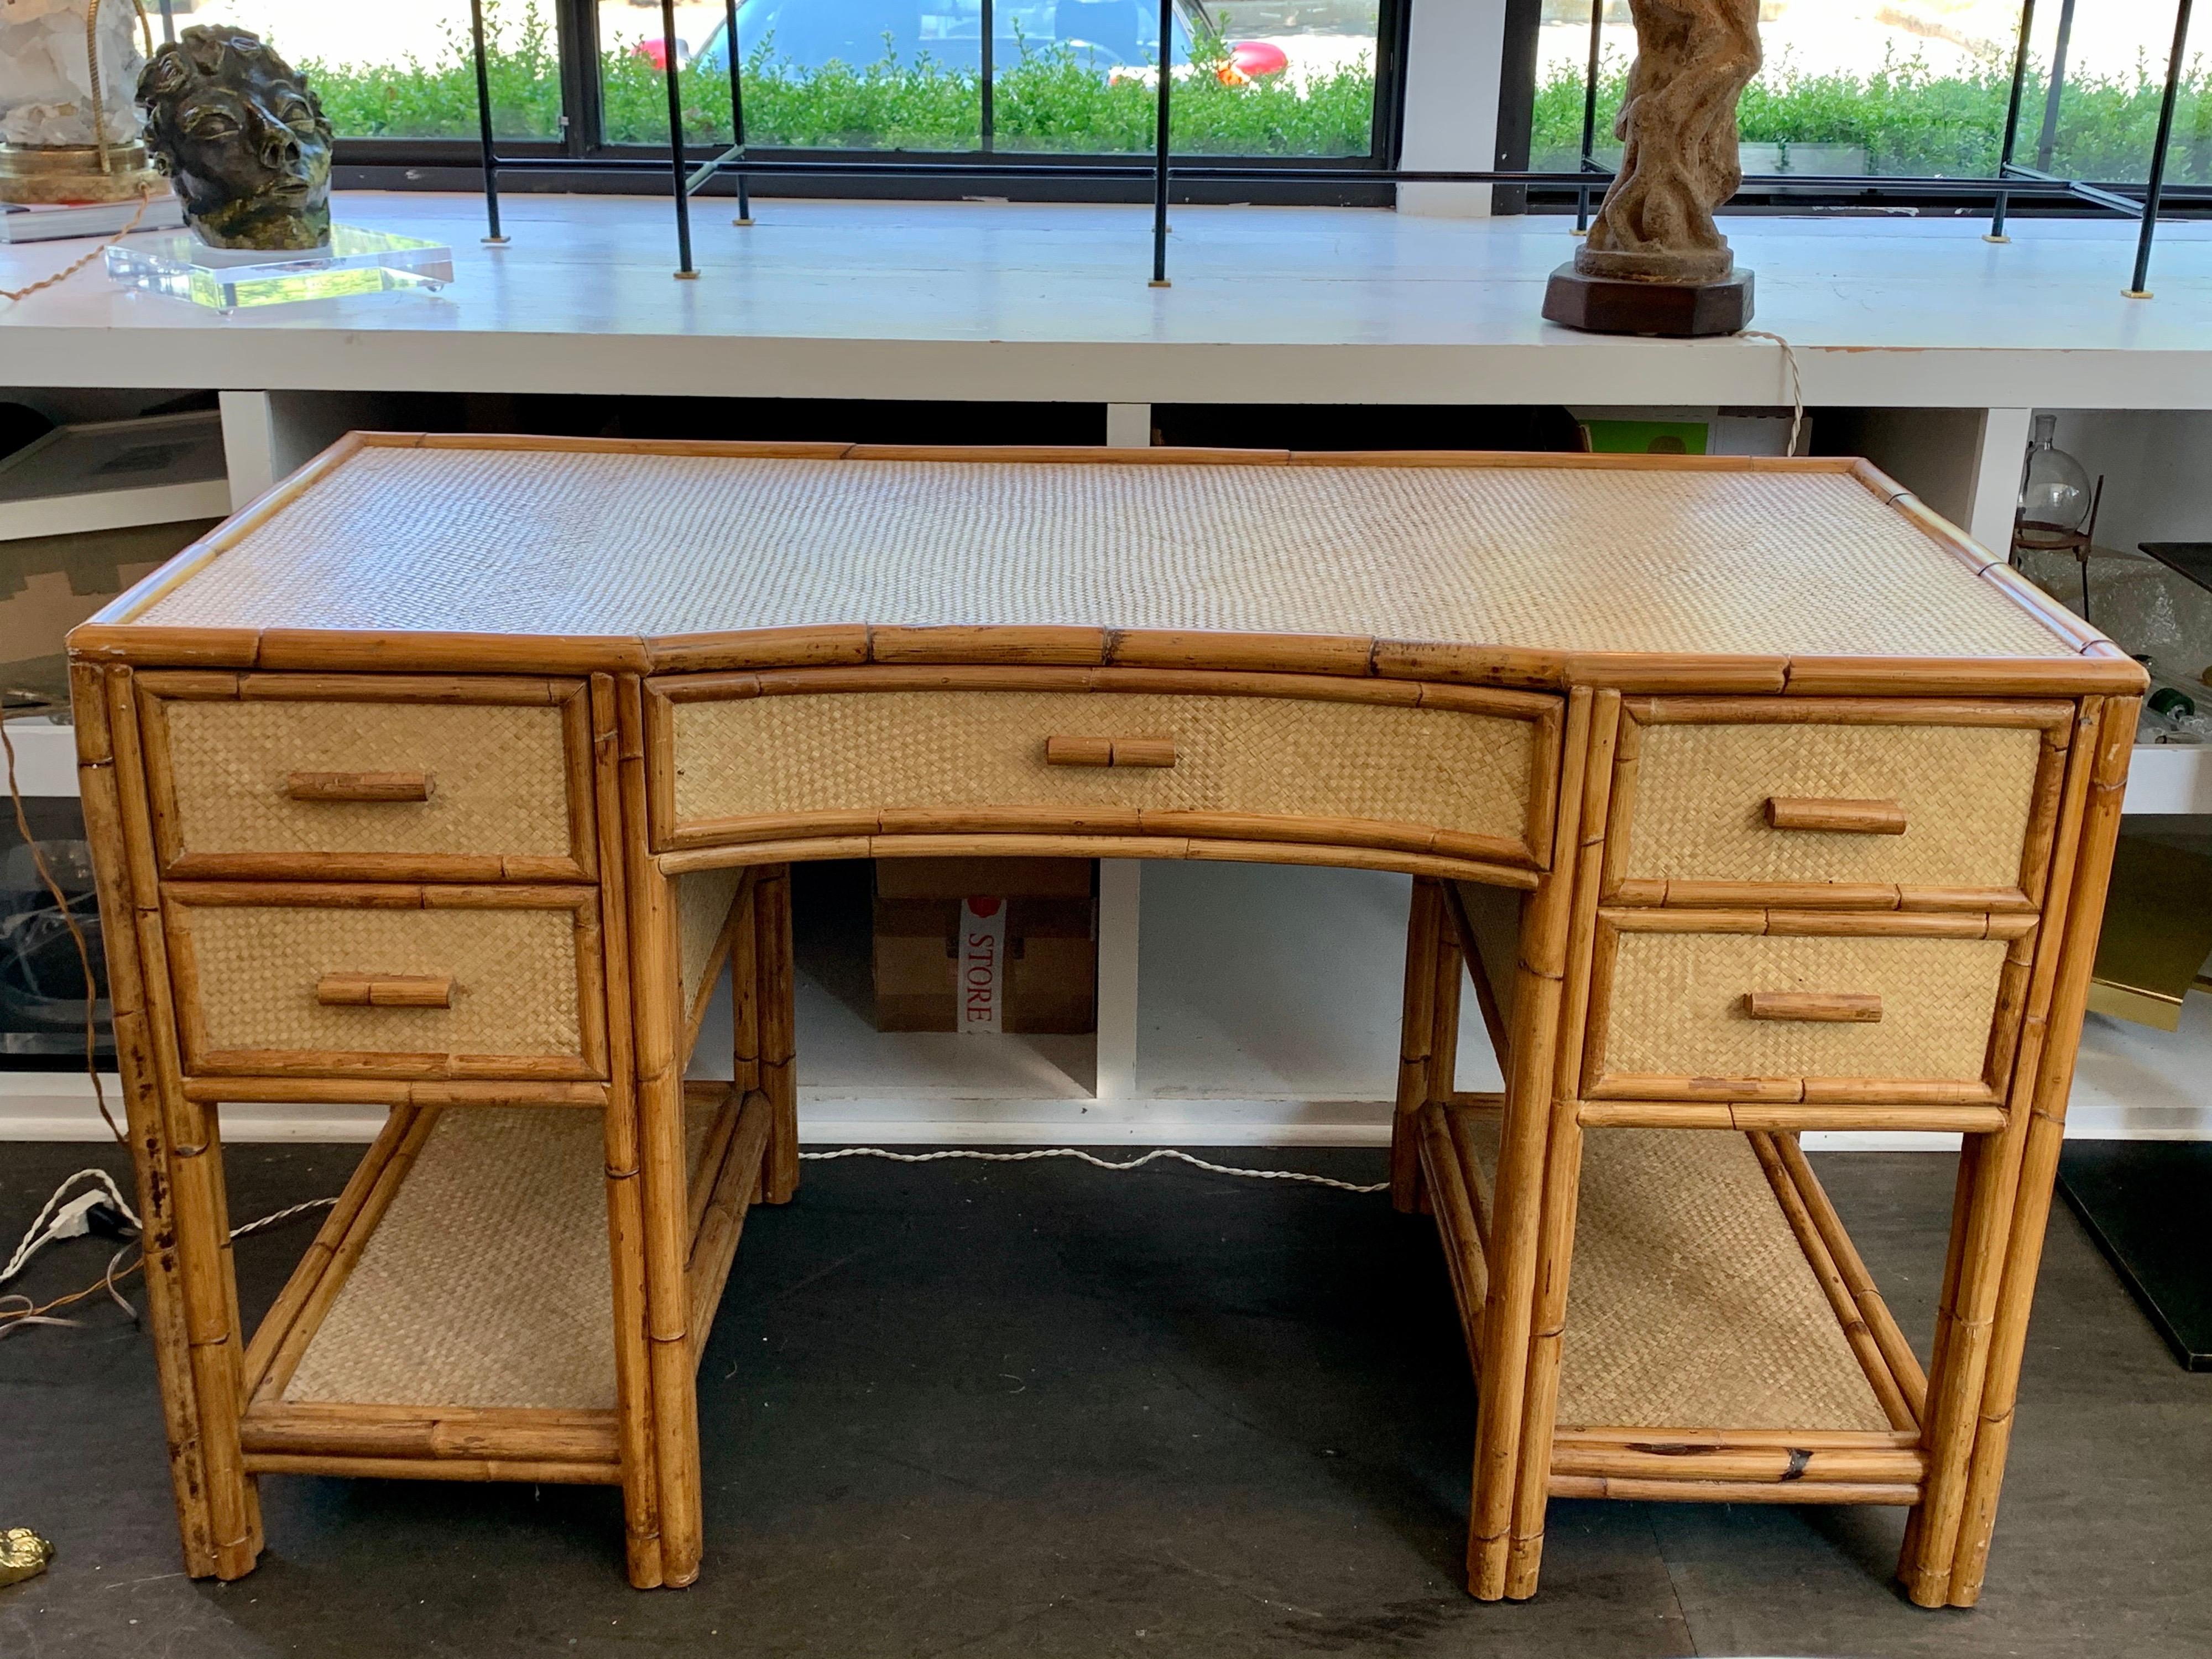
[1044,736,1178,769]
[316,973,455,1009]
[1743,991,1883,1024]
[1764,797,1906,835]
[285,771,434,803]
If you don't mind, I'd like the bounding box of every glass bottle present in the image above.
[2015,414,2093,550]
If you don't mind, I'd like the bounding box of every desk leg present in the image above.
[1391,879,1445,1213]
[592,674,665,1589]
[757,864,799,1205]
[1501,688,1616,1600]
[1469,685,1593,1602]
[88,664,261,1579]
[1904,695,2133,1607]
[619,680,704,1587]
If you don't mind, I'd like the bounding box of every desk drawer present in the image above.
[164,884,606,1080]
[1607,700,2071,910]
[137,674,595,882]
[1584,910,2028,1104]
[650,670,1561,870]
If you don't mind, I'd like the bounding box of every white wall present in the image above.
[1398,0,1509,218]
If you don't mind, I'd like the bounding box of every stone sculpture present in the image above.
[1543,0,1762,336]
[137,25,332,251]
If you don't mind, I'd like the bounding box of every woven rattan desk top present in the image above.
[85,435,2132,691]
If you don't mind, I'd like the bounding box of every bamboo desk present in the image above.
[68,434,2142,1609]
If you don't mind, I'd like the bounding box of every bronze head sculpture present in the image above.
[137,25,333,252]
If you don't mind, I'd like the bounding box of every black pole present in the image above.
[1150,0,1171,286]
[157,0,175,44]
[469,0,505,244]
[661,0,696,276]
[2127,0,2194,296]
[1575,0,1603,232]
[981,0,995,153]
[2034,0,2077,172]
[723,0,752,224]
[1987,0,2037,241]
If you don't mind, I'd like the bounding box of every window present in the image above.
[599,0,1383,157]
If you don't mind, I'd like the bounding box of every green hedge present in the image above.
[299,6,2209,182]
[1532,49,2212,182]
[300,3,1374,155]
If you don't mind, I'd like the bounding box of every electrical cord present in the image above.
[1739,328,1807,457]
[800,1145,1387,1194]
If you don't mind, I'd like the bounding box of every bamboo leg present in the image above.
[619,678,703,1587]
[1391,878,1444,1213]
[1943,698,2133,1608]
[106,666,259,1581]
[1503,687,1614,1601]
[74,663,217,1578]
[593,673,664,1590]
[1897,697,2110,1608]
[730,870,760,1099]
[1469,686,1593,1602]
[756,864,798,1204]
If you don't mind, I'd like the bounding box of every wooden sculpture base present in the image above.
[1542,263,1755,337]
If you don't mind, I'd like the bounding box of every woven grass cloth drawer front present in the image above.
[165,886,604,1079]
[1611,701,2069,906]
[138,675,593,881]
[659,680,1553,865]
[1588,916,2013,1102]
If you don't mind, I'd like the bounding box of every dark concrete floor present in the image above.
[2,1138,2208,1658]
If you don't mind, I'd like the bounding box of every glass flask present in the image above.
[2015,414,2094,550]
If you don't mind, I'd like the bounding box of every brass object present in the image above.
[137,26,333,251]
[2088,835,2212,1031]
[0,140,160,204]
[0,1527,54,1588]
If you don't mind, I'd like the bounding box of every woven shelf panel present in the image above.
[1626,720,2043,887]
[673,690,1537,840]
[1602,932,2008,1083]
[135,448,2073,661]
[1462,1118,1890,1431]
[285,1103,722,1409]
[163,698,572,857]
[676,867,743,1019]
[180,904,584,1058]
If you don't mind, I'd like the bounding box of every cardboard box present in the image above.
[872,858,1097,1034]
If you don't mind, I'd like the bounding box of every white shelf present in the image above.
[2122,742,2212,816]
[0,411,228,542]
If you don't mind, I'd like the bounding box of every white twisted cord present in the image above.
[1739,328,1806,457]
[800,1145,1386,1194]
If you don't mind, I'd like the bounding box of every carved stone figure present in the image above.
[137,25,332,251]
[1584,0,1760,281]
[1543,0,1762,336]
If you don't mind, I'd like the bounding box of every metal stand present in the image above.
[723,0,752,225]
[1149,0,1172,288]
[1985,0,2037,242]
[469,0,507,245]
[1573,0,1604,236]
[659,0,697,277]
[2126,0,2194,298]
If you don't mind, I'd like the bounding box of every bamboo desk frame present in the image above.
[68,434,2143,1608]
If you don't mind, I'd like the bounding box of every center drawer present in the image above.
[135,672,596,882]
[646,669,1562,870]
[163,884,607,1081]
[1605,698,2071,910]
[1583,909,2031,1105]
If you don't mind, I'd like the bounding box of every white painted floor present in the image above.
[4,192,2206,408]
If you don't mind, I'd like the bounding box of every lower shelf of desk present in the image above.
[237,1082,765,1485]
[1421,1104,1933,1506]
